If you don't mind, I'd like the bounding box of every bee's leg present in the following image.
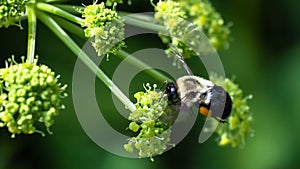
[168,44,194,75]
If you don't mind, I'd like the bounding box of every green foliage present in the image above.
[0,56,67,138]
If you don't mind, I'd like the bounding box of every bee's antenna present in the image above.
[169,44,194,76]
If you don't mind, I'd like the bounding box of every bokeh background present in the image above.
[1,0,300,169]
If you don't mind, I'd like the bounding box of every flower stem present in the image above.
[36,11,136,112]
[51,15,85,39]
[122,15,167,33]
[51,17,172,82]
[36,2,82,25]
[26,2,37,63]
[53,4,83,14]
[37,3,166,33]
[118,11,155,22]
[116,50,172,82]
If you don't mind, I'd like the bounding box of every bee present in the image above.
[164,46,232,123]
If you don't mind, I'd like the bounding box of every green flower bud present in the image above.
[124,83,174,161]
[154,0,231,63]
[123,143,134,153]
[81,2,126,58]
[129,121,140,132]
[0,0,27,28]
[0,56,67,137]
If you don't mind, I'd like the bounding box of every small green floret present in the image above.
[124,83,174,161]
[81,2,126,57]
[0,56,67,138]
[177,0,231,50]
[210,75,254,147]
[0,0,27,28]
[154,0,231,62]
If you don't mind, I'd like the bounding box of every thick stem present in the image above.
[36,2,82,25]
[26,3,37,63]
[37,11,136,112]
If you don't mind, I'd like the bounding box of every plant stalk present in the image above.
[26,2,37,63]
[36,2,82,25]
[37,11,136,112]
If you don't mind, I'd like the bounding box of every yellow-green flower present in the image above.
[81,2,126,57]
[124,83,174,161]
[210,75,254,147]
[0,0,27,28]
[0,56,67,138]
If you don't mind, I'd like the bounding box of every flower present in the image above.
[154,0,231,62]
[0,0,27,28]
[0,56,67,138]
[124,83,174,161]
[177,0,231,50]
[210,75,254,147]
[81,2,126,58]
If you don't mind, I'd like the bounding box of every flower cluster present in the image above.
[0,56,67,138]
[0,0,27,28]
[81,2,126,57]
[210,75,253,147]
[178,0,231,50]
[124,83,174,161]
[154,0,186,22]
[154,0,230,61]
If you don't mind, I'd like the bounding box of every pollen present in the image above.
[199,106,210,117]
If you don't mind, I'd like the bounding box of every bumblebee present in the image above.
[164,47,232,122]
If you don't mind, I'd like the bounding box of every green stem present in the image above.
[53,4,83,14]
[42,3,165,33]
[37,11,136,112]
[36,2,82,25]
[51,17,172,82]
[122,15,167,33]
[51,15,85,39]
[118,11,155,22]
[26,2,37,63]
[116,50,172,82]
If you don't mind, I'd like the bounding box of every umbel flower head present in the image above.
[124,83,174,161]
[210,75,254,147]
[0,0,27,28]
[81,2,126,57]
[177,0,231,50]
[0,56,67,138]
[154,0,230,61]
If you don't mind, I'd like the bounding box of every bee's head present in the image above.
[165,82,180,103]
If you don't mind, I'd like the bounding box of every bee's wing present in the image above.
[167,93,199,145]
[169,44,194,76]
[198,117,220,143]
[176,89,221,144]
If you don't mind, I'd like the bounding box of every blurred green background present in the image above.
[1,0,300,168]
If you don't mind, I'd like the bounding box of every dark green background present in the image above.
[1,0,300,168]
